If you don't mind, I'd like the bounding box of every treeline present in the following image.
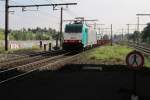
[125,23,150,44]
[0,27,59,40]
[141,23,150,43]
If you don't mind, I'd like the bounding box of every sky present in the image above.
[1,0,150,34]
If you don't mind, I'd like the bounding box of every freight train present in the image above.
[62,17,110,51]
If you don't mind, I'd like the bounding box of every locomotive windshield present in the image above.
[65,24,83,33]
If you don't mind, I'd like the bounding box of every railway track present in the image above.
[128,43,150,56]
[0,50,65,70]
[0,46,101,85]
[0,50,63,63]
[0,54,24,63]
[0,51,81,85]
[0,50,43,63]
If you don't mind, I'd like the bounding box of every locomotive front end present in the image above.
[63,24,83,51]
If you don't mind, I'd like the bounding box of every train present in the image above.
[62,17,110,51]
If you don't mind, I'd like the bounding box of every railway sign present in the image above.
[126,50,144,69]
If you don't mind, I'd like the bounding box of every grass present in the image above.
[0,43,5,53]
[87,45,133,63]
[86,45,150,67]
[0,45,41,54]
[0,47,5,53]
[89,45,132,61]
[145,56,150,68]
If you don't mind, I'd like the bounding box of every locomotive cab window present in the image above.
[65,24,83,33]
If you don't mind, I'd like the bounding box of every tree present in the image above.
[133,31,140,42]
[1,27,58,40]
[141,23,150,43]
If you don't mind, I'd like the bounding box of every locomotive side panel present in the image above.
[81,25,88,48]
[87,26,97,47]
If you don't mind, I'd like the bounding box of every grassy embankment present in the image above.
[86,45,150,67]
[0,45,41,54]
[0,28,51,53]
[145,56,150,68]
[0,41,41,53]
[0,41,42,54]
[0,29,41,53]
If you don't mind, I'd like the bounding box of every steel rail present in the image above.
[0,50,62,63]
[128,43,150,56]
[0,50,64,70]
[0,53,69,85]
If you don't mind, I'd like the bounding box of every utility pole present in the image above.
[111,24,113,46]
[55,33,59,49]
[137,16,140,44]
[122,28,124,41]
[54,7,65,49]
[127,24,130,44]
[60,7,63,48]
[5,0,9,51]
[137,16,140,32]
[54,7,63,49]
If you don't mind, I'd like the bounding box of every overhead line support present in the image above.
[60,7,63,48]
[4,1,77,51]
[111,24,113,46]
[5,0,9,51]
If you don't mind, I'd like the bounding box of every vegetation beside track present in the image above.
[0,45,5,53]
[145,57,150,68]
[86,45,133,65]
[80,44,150,67]
[0,46,41,54]
[0,27,58,41]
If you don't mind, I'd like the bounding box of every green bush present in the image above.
[0,31,4,40]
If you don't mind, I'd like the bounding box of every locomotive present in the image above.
[63,17,98,51]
